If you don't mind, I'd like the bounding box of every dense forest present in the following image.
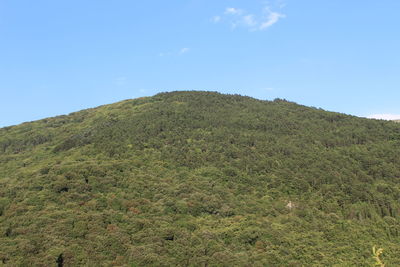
[0,91,400,266]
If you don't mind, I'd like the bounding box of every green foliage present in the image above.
[0,91,400,266]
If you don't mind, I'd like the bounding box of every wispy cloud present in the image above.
[260,9,286,30]
[212,3,285,31]
[179,47,190,55]
[367,114,400,120]
[211,16,221,23]
[159,52,172,57]
[243,15,257,27]
[159,47,190,57]
[225,7,243,15]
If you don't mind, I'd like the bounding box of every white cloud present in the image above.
[159,52,172,57]
[225,7,243,15]
[211,16,221,23]
[242,15,257,27]
[179,47,190,54]
[214,5,285,32]
[367,114,400,120]
[159,48,190,57]
[259,11,285,30]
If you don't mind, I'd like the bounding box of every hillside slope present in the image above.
[1,91,400,266]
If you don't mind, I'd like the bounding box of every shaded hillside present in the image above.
[1,91,400,266]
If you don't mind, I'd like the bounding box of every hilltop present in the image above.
[1,91,400,266]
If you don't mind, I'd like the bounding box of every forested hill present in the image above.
[1,91,400,266]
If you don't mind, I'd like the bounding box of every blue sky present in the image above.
[1,0,400,127]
